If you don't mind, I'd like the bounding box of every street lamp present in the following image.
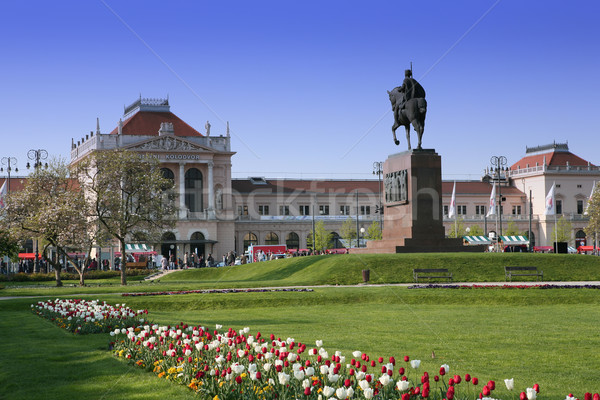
[1,157,18,192]
[27,149,48,170]
[360,226,366,248]
[373,161,383,229]
[490,156,507,238]
[27,148,48,273]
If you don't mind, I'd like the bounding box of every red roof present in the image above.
[232,179,381,194]
[511,151,593,170]
[441,181,524,196]
[109,111,203,137]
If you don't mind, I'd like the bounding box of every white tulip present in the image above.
[410,359,421,369]
[278,372,290,385]
[363,388,374,399]
[322,386,335,398]
[505,378,514,391]
[527,388,537,400]
[335,387,347,399]
[352,351,362,358]
[397,380,409,391]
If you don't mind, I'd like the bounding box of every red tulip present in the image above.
[349,368,355,376]
[371,360,376,367]
[402,393,410,400]
[304,387,311,396]
[399,367,405,376]
[533,384,540,393]
[472,377,479,385]
[454,375,461,384]
[465,374,471,382]
[366,374,372,383]
[449,378,455,386]
[422,387,430,398]
[390,356,396,365]
[344,379,352,387]
[434,375,439,382]
[520,392,527,400]
[585,393,592,400]
[439,367,446,376]
[593,393,600,400]
[235,375,242,384]
[404,356,410,362]
[483,386,490,396]
[414,386,421,395]
[487,380,495,391]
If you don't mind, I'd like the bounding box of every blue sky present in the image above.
[2,1,599,180]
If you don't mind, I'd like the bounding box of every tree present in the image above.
[504,221,521,236]
[4,160,93,286]
[340,217,357,245]
[467,224,484,236]
[551,215,573,244]
[585,182,600,243]
[0,229,19,261]
[77,150,177,285]
[447,217,468,238]
[365,221,382,240]
[306,220,332,253]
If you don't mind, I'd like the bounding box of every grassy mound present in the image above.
[161,253,600,287]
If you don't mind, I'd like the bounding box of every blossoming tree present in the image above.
[76,150,177,285]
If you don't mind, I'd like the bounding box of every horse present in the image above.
[387,87,427,150]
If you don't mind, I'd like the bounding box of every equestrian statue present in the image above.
[388,69,427,150]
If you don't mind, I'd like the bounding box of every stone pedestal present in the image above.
[352,149,474,253]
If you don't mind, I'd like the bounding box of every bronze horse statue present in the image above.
[387,87,427,150]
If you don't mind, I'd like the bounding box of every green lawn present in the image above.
[1,253,600,399]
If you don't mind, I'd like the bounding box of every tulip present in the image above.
[402,393,411,400]
[404,356,410,362]
[482,386,491,396]
[410,359,421,369]
[363,388,374,399]
[533,384,540,393]
[322,386,335,398]
[335,387,347,399]
[487,380,495,390]
[593,393,600,400]
[465,373,471,382]
[520,392,527,400]
[397,380,409,391]
[585,393,593,400]
[505,378,514,391]
[527,387,537,400]
[472,377,479,385]
[304,387,311,396]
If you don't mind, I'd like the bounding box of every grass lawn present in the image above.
[2,286,600,399]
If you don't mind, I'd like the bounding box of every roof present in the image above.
[232,179,381,194]
[0,177,28,192]
[511,151,594,170]
[441,181,524,196]
[109,111,203,137]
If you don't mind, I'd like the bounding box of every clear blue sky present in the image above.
[2,1,599,180]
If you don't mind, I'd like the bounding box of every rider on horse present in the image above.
[394,69,426,117]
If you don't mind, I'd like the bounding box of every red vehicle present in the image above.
[246,245,287,262]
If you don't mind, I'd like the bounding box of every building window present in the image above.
[319,205,329,215]
[577,184,582,188]
[265,232,279,245]
[512,205,522,215]
[457,205,467,215]
[475,205,486,215]
[556,184,561,188]
[299,205,310,216]
[577,199,584,214]
[258,205,270,215]
[238,205,248,216]
[184,168,203,212]
[243,233,258,251]
[360,205,371,215]
[280,205,290,216]
[443,205,449,216]
[556,199,562,214]
[340,205,350,215]
[286,232,299,249]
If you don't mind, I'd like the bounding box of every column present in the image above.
[179,163,187,218]
[208,161,215,210]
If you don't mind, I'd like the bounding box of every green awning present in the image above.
[500,235,529,245]
[463,235,492,245]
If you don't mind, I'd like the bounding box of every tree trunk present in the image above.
[54,267,63,287]
[120,239,127,286]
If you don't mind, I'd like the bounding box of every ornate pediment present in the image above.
[127,136,207,152]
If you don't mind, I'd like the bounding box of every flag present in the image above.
[584,181,596,215]
[544,182,556,215]
[486,182,496,217]
[0,180,6,209]
[448,181,456,218]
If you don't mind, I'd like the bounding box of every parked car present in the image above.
[503,245,528,252]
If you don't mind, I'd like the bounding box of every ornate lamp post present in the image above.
[490,156,507,247]
[373,161,383,230]
[1,157,18,192]
[27,149,48,273]
[27,149,48,170]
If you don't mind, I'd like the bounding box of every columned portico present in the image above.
[179,163,187,218]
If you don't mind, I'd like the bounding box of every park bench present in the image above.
[413,268,453,283]
[504,266,543,281]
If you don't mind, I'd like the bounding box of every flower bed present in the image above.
[32,299,149,334]
[121,288,314,297]
[110,322,581,400]
[408,284,600,290]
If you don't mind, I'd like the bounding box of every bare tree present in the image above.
[76,150,176,285]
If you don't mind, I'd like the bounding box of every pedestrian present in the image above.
[161,256,168,271]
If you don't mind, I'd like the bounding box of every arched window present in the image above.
[161,232,177,259]
[185,168,203,212]
[160,168,175,190]
[575,229,586,247]
[243,233,258,252]
[191,231,205,241]
[330,232,342,249]
[190,231,206,258]
[265,232,279,245]
[286,232,299,249]
[162,232,176,241]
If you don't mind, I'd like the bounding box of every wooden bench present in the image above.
[413,268,453,283]
[504,266,543,281]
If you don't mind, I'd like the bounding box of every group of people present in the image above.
[160,252,216,270]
